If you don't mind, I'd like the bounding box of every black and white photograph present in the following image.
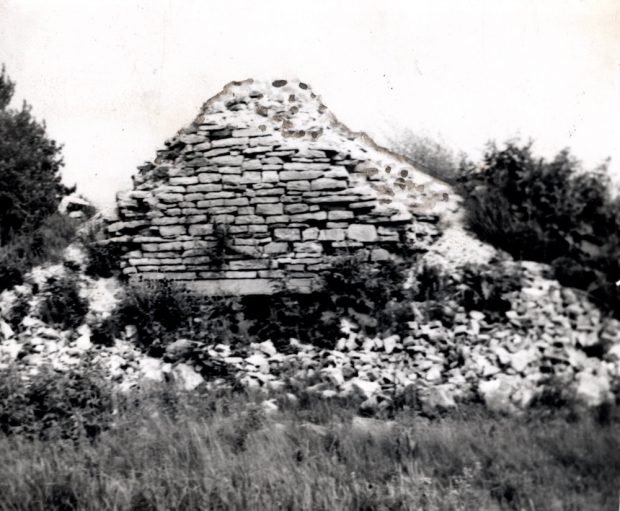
[0,1,619,509]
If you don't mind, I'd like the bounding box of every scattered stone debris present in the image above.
[1,246,619,413]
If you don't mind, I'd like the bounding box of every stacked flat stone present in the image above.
[106,79,448,294]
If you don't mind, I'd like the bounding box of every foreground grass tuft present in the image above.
[0,385,618,510]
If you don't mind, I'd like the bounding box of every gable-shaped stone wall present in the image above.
[106,79,443,294]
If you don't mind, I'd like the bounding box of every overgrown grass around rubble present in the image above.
[0,373,618,510]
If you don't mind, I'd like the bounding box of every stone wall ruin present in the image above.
[106,79,451,294]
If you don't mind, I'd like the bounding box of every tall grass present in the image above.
[0,384,618,510]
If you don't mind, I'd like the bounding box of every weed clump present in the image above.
[38,273,88,331]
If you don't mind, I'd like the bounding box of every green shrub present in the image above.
[0,362,114,440]
[460,140,620,314]
[38,273,88,330]
[80,222,122,278]
[0,213,78,291]
[411,260,524,325]
[0,66,72,247]
[240,254,415,349]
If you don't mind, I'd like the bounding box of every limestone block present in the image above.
[208,206,238,215]
[235,215,266,225]
[308,195,359,204]
[187,215,208,224]
[311,178,347,191]
[262,171,279,182]
[324,167,349,179]
[371,248,391,261]
[107,220,147,233]
[186,184,222,193]
[349,200,376,209]
[152,217,185,226]
[203,148,229,157]
[188,225,215,236]
[211,155,243,166]
[160,225,187,237]
[328,210,354,221]
[158,185,186,194]
[244,146,271,154]
[194,141,212,151]
[223,197,250,206]
[211,137,249,148]
[211,214,235,224]
[170,176,198,186]
[255,187,285,196]
[274,228,301,241]
[280,170,323,181]
[197,199,225,208]
[184,193,206,202]
[180,134,206,144]
[157,193,184,203]
[242,160,263,170]
[264,242,289,254]
[248,224,269,233]
[240,172,262,184]
[142,272,196,280]
[237,206,255,215]
[294,242,323,253]
[286,181,311,191]
[197,173,222,183]
[289,211,327,222]
[347,224,378,242]
[302,227,319,240]
[186,279,277,295]
[319,229,346,241]
[256,203,284,215]
[142,242,184,252]
[283,162,330,171]
[284,203,309,214]
[229,260,271,270]
[219,166,243,175]
[251,197,280,204]
[186,158,209,168]
[222,175,242,185]
[265,215,290,224]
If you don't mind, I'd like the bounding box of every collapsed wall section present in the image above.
[106,79,445,294]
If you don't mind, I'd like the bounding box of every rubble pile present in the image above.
[1,249,618,413]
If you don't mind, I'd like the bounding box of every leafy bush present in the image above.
[0,362,114,440]
[241,254,415,349]
[38,273,88,330]
[80,222,121,278]
[0,212,78,291]
[0,66,72,246]
[411,260,524,325]
[114,279,248,356]
[460,140,620,314]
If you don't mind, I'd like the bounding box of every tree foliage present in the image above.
[460,140,620,313]
[0,65,71,246]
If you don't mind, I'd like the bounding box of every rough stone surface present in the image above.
[106,79,453,294]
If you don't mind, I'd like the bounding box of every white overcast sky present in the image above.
[1,0,618,207]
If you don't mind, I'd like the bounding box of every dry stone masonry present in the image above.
[106,79,454,294]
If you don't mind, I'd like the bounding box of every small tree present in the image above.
[0,65,71,246]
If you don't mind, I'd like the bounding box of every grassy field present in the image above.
[0,384,618,510]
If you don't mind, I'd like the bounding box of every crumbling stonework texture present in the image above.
[106,79,454,294]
